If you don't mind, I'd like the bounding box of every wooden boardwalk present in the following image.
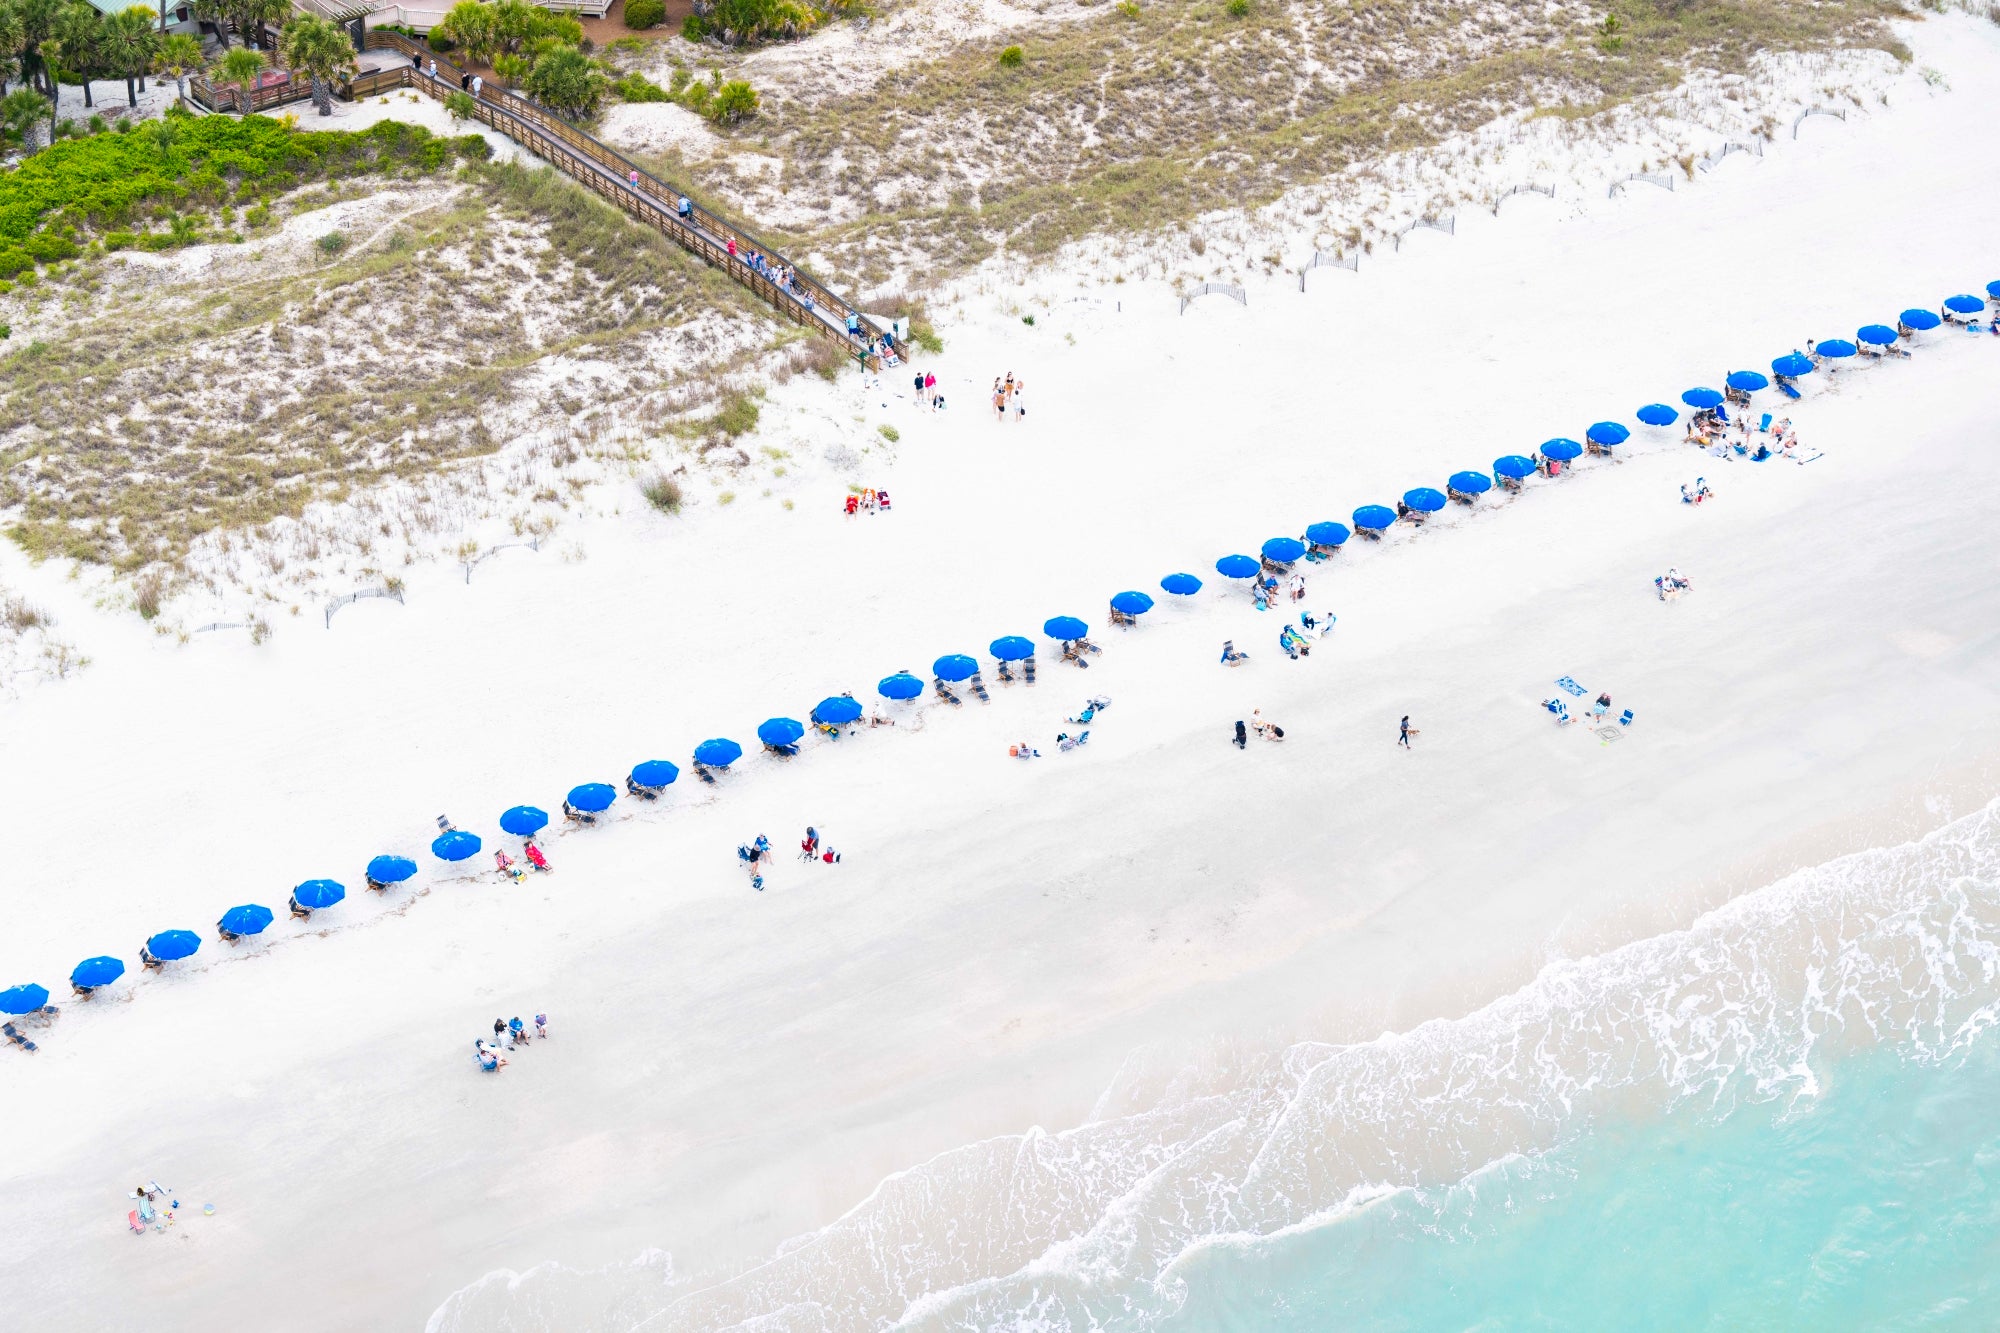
[192,33,888,365]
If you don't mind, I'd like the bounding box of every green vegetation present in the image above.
[877,424,898,442]
[997,44,1024,68]
[524,45,608,119]
[0,111,487,280]
[758,0,1904,279]
[624,0,666,27]
[433,0,583,67]
[640,471,683,512]
[0,163,779,570]
[612,70,671,102]
[277,12,359,118]
[681,0,863,47]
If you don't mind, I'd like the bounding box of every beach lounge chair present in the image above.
[1108,609,1136,627]
[968,671,991,703]
[626,776,662,801]
[996,661,1015,684]
[1023,655,1037,684]
[694,761,716,785]
[934,680,962,706]
[3,1023,37,1053]
[763,742,799,758]
[1060,642,1090,669]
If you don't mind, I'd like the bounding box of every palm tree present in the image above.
[277,12,352,117]
[1,84,49,147]
[229,0,287,50]
[47,0,102,109]
[100,5,158,106]
[12,0,64,98]
[213,42,261,111]
[153,31,202,103]
[0,6,24,95]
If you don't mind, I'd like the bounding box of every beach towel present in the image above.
[1555,676,1586,697]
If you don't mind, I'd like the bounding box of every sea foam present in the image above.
[436,800,2000,1331]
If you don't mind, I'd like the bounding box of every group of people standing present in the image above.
[992,374,1026,422]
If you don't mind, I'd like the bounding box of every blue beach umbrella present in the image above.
[1110,590,1154,616]
[812,695,865,725]
[931,655,978,682]
[366,854,417,885]
[1043,615,1089,641]
[1586,422,1630,446]
[1304,521,1350,547]
[757,718,805,747]
[877,673,924,700]
[1448,471,1492,495]
[292,879,346,910]
[1261,537,1306,564]
[432,830,482,862]
[71,956,126,990]
[1160,572,1203,596]
[1988,280,2000,300]
[631,759,680,789]
[218,904,274,937]
[1725,370,1769,392]
[500,805,549,836]
[1815,339,1857,359]
[1494,455,1537,480]
[1215,554,1259,579]
[1681,387,1724,410]
[1636,403,1678,426]
[1540,439,1583,462]
[1771,353,1814,378]
[1352,505,1397,531]
[1943,294,1985,314]
[1403,488,1447,513]
[990,636,1036,662]
[145,930,202,962]
[694,738,744,768]
[0,983,50,1014]
[1857,324,1898,346]
[1899,308,1941,331]
[567,783,616,813]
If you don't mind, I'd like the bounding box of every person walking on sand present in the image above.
[1398,715,1416,749]
[1233,720,1248,749]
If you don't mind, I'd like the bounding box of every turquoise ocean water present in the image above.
[431,801,2000,1332]
[1161,1037,2000,1332]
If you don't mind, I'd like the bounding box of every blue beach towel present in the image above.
[1555,676,1586,697]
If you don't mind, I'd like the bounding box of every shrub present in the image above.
[998,44,1024,67]
[625,0,666,27]
[707,79,759,124]
[428,29,456,50]
[640,471,683,512]
[525,46,608,118]
[877,424,899,442]
[1225,0,1248,14]
[444,89,479,124]
[612,72,671,102]
[135,573,164,620]
[317,231,346,255]
[682,13,707,38]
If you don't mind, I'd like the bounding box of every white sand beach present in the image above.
[2,15,1999,1330]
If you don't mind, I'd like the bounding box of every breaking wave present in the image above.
[433,799,2000,1332]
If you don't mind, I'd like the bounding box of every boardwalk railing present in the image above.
[188,32,886,366]
[363,32,884,364]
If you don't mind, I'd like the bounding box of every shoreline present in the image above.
[4,20,2000,1327]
